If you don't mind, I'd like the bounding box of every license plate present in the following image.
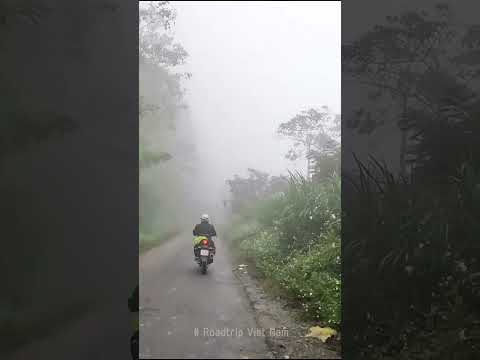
[200,249,209,256]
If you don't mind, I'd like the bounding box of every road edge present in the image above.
[232,266,341,359]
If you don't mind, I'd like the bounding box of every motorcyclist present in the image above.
[193,214,217,259]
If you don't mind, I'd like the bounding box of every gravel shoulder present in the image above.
[233,265,341,359]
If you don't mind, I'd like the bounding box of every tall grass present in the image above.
[227,173,341,327]
[343,156,480,359]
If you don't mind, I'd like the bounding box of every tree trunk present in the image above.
[399,95,408,178]
[400,130,407,177]
[307,157,311,179]
[306,141,313,179]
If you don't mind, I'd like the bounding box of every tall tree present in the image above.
[278,106,339,179]
[139,1,188,68]
[341,4,480,177]
[138,1,191,235]
[342,5,480,359]
[343,4,480,180]
[0,2,77,163]
[138,1,191,174]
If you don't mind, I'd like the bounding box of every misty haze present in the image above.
[139,2,341,358]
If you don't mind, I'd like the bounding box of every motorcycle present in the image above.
[194,236,215,274]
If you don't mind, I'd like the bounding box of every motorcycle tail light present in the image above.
[201,239,208,245]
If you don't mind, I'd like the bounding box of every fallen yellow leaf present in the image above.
[305,326,337,342]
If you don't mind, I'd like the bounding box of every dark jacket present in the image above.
[193,222,217,237]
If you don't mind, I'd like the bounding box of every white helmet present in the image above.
[200,214,209,222]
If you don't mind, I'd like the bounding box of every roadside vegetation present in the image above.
[342,5,480,359]
[225,107,341,329]
[139,2,192,253]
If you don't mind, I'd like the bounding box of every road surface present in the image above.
[139,232,271,359]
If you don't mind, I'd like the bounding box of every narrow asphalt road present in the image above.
[139,232,271,359]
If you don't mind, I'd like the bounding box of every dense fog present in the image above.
[140,1,340,229]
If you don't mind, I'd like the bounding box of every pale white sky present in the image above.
[171,1,341,180]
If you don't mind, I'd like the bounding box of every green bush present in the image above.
[238,230,340,327]
[256,173,340,252]
[231,173,341,328]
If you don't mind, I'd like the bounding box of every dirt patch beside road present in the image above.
[233,265,341,359]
